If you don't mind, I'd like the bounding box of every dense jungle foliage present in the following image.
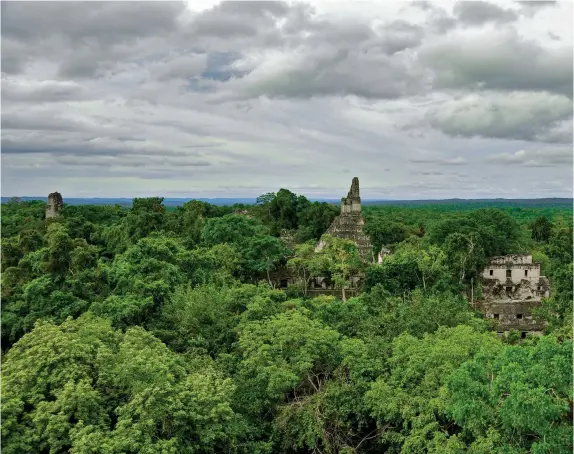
[1,192,572,454]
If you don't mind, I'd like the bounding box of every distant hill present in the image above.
[1,197,257,207]
[361,198,573,209]
[2,196,572,209]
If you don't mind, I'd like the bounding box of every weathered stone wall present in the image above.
[323,213,373,261]
[482,263,541,284]
[481,276,550,301]
[478,254,550,333]
[479,299,545,332]
[340,176,362,213]
[377,246,391,264]
[318,177,374,262]
[46,192,64,219]
[490,254,532,265]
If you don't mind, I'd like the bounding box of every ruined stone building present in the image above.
[377,246,391,264]
[315,177,373,262]
[478,254,550,336]
[268,178,373,295]
[46,192,64,219]
[296,177,374,296]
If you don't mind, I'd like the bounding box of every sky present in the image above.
[1,0,572,199]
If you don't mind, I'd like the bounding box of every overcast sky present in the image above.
[1,0,572,199]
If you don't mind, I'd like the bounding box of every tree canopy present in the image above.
[1,196,572,453]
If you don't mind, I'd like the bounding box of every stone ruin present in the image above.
[377,246,391,264]
[477,254,550,336]
[46,192,64,219]
[316,177,374,262]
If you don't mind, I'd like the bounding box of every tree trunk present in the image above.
[266,266,273,288]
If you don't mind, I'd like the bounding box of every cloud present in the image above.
[1,1,188,78]
[453,1,518,25]
[150,54,209,81]
[487,148,573,167]
[1,0,572,198]
[1,1,186,44]
[515,1,558,13]
[219,47,424,100]
[410,156,468,166]
[1,77,90,103]
[54,155,212,168]
[420,28,573,98]
[425,91,573,143]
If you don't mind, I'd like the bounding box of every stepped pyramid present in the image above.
[317,177,373,262]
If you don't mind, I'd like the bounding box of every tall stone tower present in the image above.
[46,192,64,218]
[341,176,362,214]
[317,177,373,262]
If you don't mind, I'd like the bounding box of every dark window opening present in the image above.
[521,332,527,339]
[537,286,541,291]
[489,269,494,276]
[280,279,288,289]
[493,313,500,319]
[516,314,523,319]
[506,269,512,278]
[524,270,528,277]
[506,286,512,293]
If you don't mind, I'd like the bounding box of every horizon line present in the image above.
[3,196,573,202]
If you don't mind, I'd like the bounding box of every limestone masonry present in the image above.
[316,177,374,262]
[478,254,550,335]
[46,192,64,219]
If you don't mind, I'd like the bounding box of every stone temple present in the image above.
[316,177,373,262]
[46,192,64,219]
[477,254,550,336]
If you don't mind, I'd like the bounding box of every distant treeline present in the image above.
[2,196,572,209]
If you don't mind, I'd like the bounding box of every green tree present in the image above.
[365,239,450,294]
[2,314,239,454]
[296,199,339,242]
[364,220,410,252]
[317,235,364,301]
[124,197,166,244]
[236,309,341,416]
[443,232,486,285]
[365,325,502,453]
[531,215,554,242]
[243,235,290,286]
[447,336,573,453]
[102,235,187,322]
[287,241,329,296]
